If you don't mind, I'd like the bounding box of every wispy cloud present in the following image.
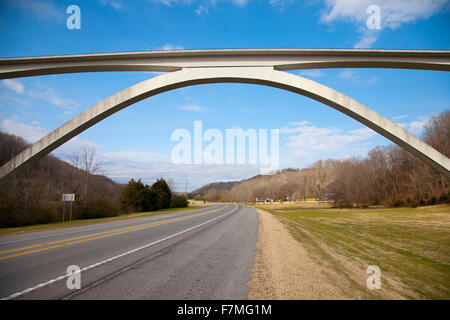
[338,69,357,80]
[151,0,254,16]
[320,0,450,48]
[392,114,409,121]
[408,116,430,134]
[0,118,48,143]
[0,117,260,190]
[353,30,380,49]
[393,115,431,135]
[1,79,25,94]
[5,0,64,22]
[178,104,208,112]
[98,0,124,10]
[28,84,79,111]
[281,121,377,152]
[161,44,184,50]
[299,70,325,78]
[152,0,252,6]
[280,121,378,168]
[195,5,208,15]
[338,69,378,84]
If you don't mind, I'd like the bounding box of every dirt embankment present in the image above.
[248,208,348,299]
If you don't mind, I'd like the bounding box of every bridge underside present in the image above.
[1,48,449,79]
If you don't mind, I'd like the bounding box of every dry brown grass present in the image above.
[248,208,348,299]
[261,204,450,299]
[254,201,333,210]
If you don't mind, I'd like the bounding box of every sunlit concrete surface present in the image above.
[1,66,449,179]
[0,49,449,79]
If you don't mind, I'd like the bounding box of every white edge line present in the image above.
[0,206,216,245]
[1,205,237,300]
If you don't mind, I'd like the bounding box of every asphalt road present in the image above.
[0,204,258,300]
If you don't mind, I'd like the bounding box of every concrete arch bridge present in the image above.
[0,49,449,179]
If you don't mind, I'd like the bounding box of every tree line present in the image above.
[200,110,450,208]
[120,178,187,213]
[0,132,186,227]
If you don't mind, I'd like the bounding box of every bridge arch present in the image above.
[0,66,449,179]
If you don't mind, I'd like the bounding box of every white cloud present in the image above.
[178,104,208,112]
[230,0,251,7]
[281,122,377,152]
[5,0,64,22]
[338,69,357,80]
[28,85,79,111]
[152,0,251,6]
[320,0,450,48]
[152,0,254,17]
[408,116,430,134]
[0,118,260,190]
[0,118,47,143]
[321,0,449,27]
[1,79,25,94]
[98,0,124,10]
[280,121,378,168]
[392,114,409,121]
[338,69,378,84]
[195,5,208,15]
[0,117,99,154]
[299,70,325,78]
[392,115,430,135]
[161,44,184,50]
[353,30,379,49]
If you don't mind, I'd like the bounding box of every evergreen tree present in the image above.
[150,178,172,209]
[170,194,188,208]
[121,179,145,212]
[121,179,158,212]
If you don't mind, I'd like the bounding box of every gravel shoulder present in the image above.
[248,208,348,299]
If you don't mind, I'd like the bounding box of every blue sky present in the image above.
[0,0,449,190]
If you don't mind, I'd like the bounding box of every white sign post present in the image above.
[62,194,75,222]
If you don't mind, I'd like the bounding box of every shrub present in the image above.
[428,196,438,205]
[121,178,147,212]
[170,195,188,208]
[79,199,119,219]
[390,198,404,207]
[151,178,172,210]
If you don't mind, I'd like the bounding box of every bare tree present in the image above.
[70,145,102,205]
[167,178,175,192]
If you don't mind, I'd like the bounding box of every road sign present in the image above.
[62,194,75,202]
[62,194,75,222]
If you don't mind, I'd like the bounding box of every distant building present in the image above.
[255,198,273,204]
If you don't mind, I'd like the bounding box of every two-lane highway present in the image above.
[0,204,258,299]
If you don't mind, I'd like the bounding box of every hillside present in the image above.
[195,111,450,207]
[0,131,123,227]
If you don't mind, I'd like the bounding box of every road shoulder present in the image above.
[248,208,348,299]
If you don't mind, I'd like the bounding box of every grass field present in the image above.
[263,204,450,299]
[0,206,207,237]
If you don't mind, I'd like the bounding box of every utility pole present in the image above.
[185,179,188,195]
[317,184,321,209]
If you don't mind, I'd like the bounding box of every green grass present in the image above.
[262,204,450,299]
[0,206,208,237]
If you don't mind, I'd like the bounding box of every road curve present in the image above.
[0,204,258,300]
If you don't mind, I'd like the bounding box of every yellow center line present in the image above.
[0,206,226,261]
